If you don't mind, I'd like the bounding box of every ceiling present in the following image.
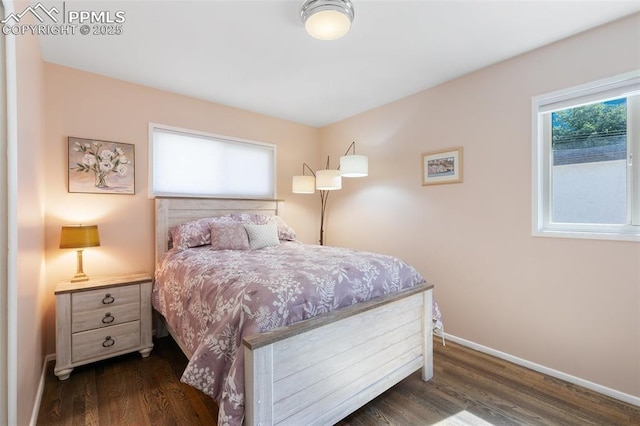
[38,0,640,127]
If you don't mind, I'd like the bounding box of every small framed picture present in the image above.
[68,137,135,194]
[422,147,463,186]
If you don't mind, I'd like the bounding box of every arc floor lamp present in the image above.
[292,142,368,245]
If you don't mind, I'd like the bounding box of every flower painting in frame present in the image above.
[68,137,135,194]
[422,147,463,186]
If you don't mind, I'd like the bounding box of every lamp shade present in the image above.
[316,169,342,190]
[340,154,368,177]
[301,0,354,41]
[292,175,316,194]
[60,225,101,249]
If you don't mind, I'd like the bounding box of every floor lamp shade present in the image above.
[340,154,368,177]
[316,170,342,190]
[292,175,316,194]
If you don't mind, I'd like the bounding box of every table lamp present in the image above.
[59,225,101,282]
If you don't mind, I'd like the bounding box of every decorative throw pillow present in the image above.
[272,215,296,241]
[210,222,250,250]
[229,213,296,241]
[243,223,280,250]
[169,218,211,250]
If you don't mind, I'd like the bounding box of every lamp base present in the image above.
[71,249,90,282]
[71,273,89,283]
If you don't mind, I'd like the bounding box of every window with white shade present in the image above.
[532,71,640,241]
[149,124,276,198]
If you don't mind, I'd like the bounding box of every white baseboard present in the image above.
[30,353,55,426]
[444,333,640,407]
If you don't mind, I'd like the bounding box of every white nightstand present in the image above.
[54,272,154,380]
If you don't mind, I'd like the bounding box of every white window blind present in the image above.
[150,124,276,198]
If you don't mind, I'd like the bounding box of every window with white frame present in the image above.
[532,71,640,241]
[149,124,276,199]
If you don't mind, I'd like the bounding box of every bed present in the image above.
[153,197,434,426]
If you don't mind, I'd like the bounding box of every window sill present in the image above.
[532,228,640,242]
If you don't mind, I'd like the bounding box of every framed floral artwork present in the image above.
[68,137,135,194]
[422,147,463,186]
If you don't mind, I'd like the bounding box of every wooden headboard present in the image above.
[155,197,280,265]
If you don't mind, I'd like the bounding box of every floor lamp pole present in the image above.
[319,190,329,245]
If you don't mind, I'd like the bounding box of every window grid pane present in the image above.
[550,99,627,225]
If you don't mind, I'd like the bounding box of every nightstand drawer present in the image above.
[72,320,141,362]
[72,302,140,333]
[72,285,140,313]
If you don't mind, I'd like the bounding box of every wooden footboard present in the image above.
[242,283,433,426]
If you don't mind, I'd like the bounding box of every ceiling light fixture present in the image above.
[301,0,355,41]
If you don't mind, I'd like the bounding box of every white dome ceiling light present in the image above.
[301,0,355,41]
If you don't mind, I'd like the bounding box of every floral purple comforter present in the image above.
[152,241,426,425]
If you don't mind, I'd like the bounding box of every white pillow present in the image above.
[243,223,280,250]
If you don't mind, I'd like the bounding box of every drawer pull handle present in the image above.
[102,313,115,324]
[102,294,115,305]
[102,336,115,348]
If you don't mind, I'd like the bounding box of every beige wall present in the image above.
[43,63,320,354]
[15,8,47,426]
[320,13,640,397]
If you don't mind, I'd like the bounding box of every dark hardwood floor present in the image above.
[37,337,640,425]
